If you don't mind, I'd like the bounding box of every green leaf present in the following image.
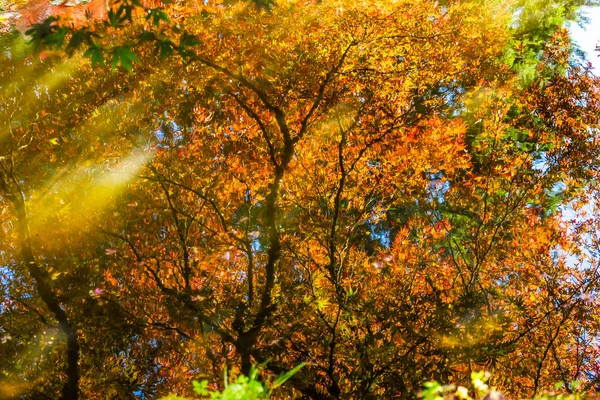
[138,31,157,44]
[107,6,126,28]
[179,32,199,48]
[178,32,200,59]
[25,16,60,51]
[46,26,67,50]
[146,8,170,27]
[66,30,92,56]
[84,46,104,67]
[156,40,175,60]
[122,4,133,21]
[271,363,305,389]
[554,381,565,389]
[252,0,276,11]
[192,380,209,395]
[111,46,139,72]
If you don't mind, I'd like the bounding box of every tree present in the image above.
[1,0,600,398]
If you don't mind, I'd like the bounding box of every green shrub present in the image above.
[163,366,589,399]
[160,363,305,400]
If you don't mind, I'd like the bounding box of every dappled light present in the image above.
[30,148,153,234]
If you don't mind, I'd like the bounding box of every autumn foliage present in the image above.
[1,0,600,398]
